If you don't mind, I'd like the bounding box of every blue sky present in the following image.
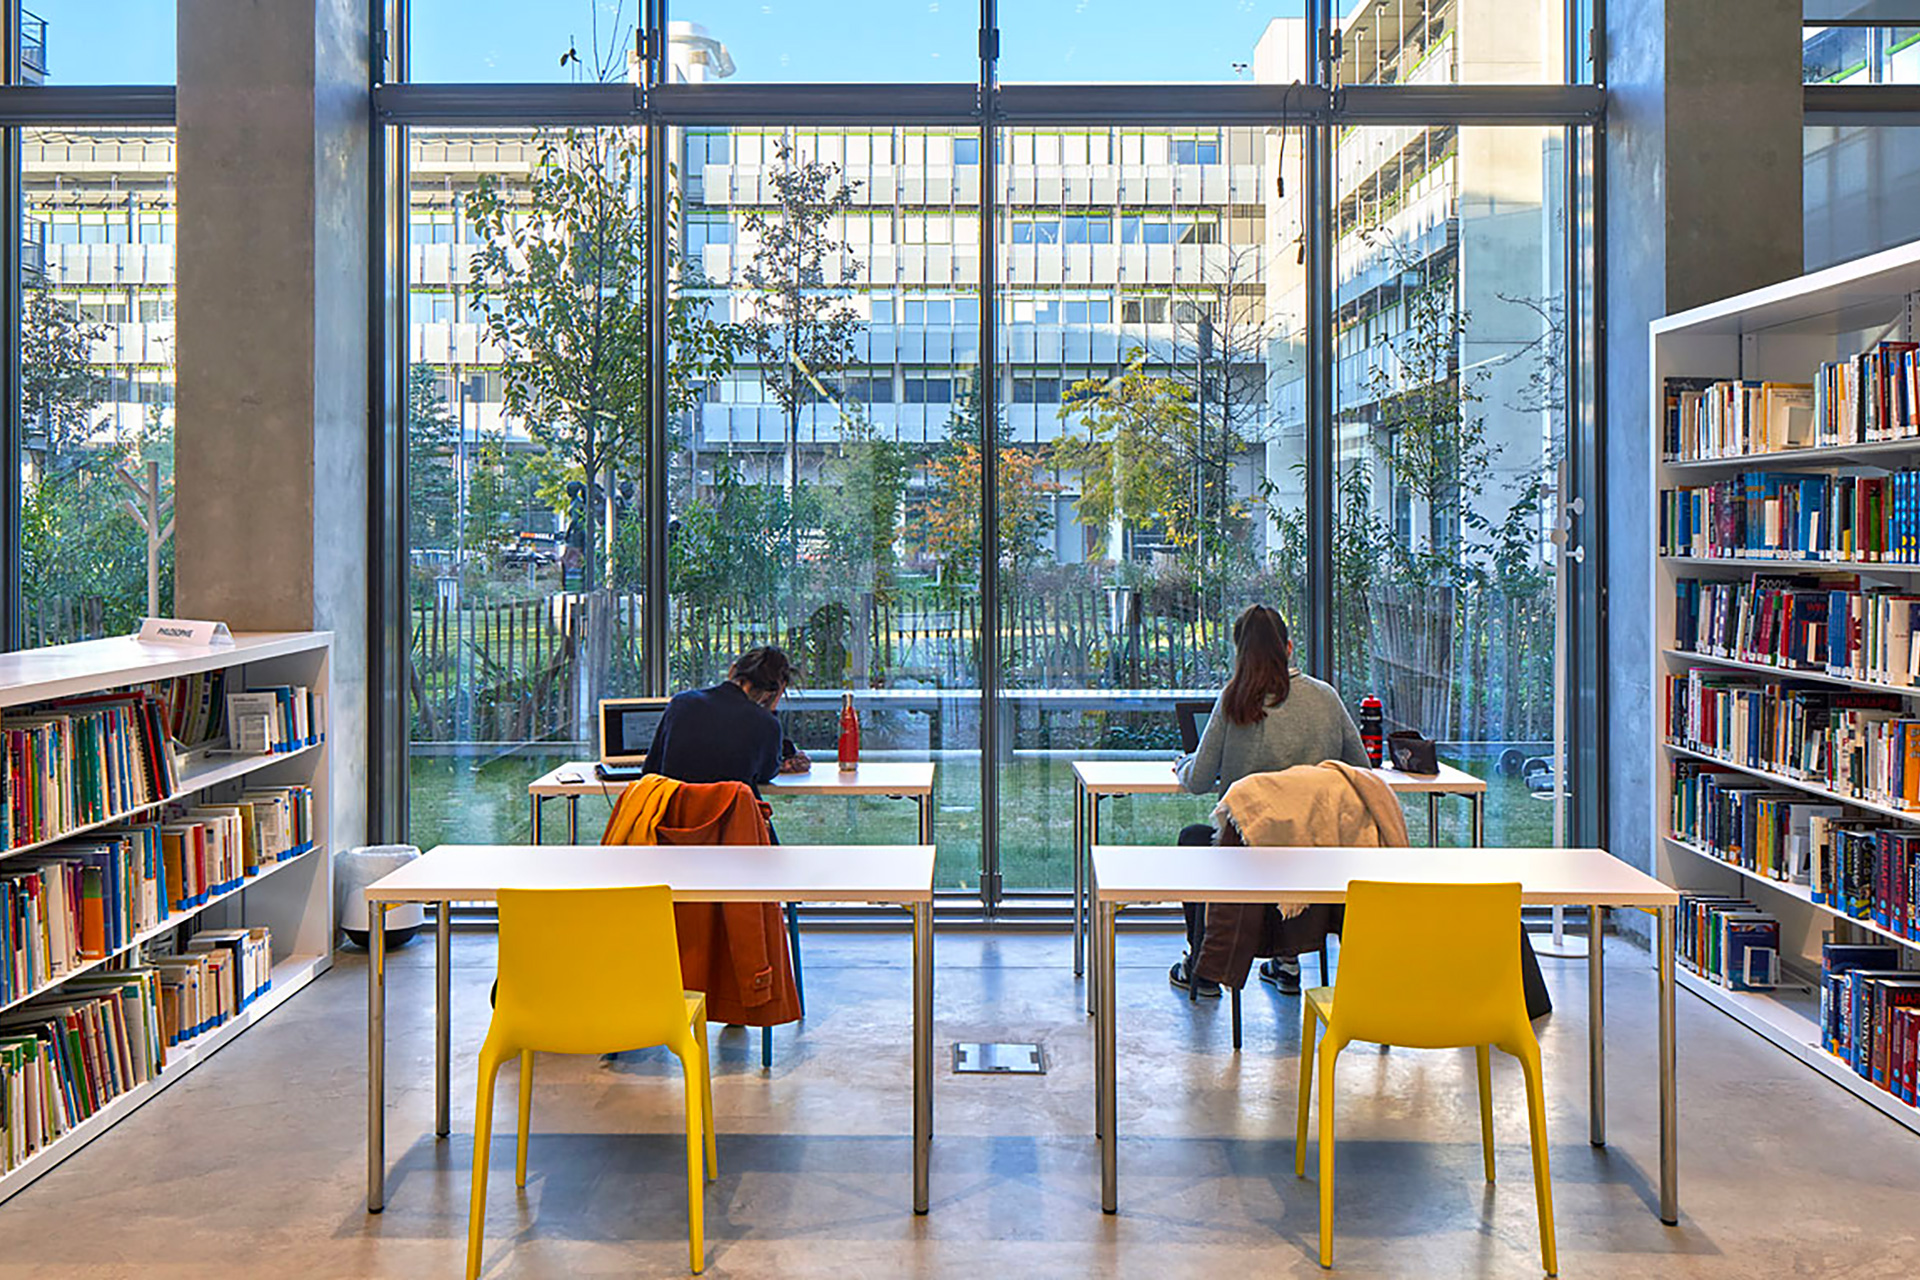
[34,1,1322,86]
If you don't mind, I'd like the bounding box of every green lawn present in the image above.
[410,752,1553,893]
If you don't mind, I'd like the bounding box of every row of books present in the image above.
[0,927,273,1173]
[1821,944,1920,1106]
[1661,669,1920,807]
[0,795,311,1008]
[1670,758,1920,929]
[1658,470,1920,563]
[1675,892,1780,991]
[155,670,226,749]
[1663,377,1815,461]
[1671,576,1920,686]
[1,693,179,852]
[223,686,321,756]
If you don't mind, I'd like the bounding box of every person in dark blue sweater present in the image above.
[642,646,811,790]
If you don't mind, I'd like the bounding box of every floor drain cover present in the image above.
[953,1042,1046,1074]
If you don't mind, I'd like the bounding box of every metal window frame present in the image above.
[367,0,1609,914]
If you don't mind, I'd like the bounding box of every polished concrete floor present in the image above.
[0,926,1915,1278]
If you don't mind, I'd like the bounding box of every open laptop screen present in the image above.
[598,697,670,768]
[1175,700,1212,754]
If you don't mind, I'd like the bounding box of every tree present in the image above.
[916,368,1056,591]
[22,274,106,464]
[465,127,732,590]
[819,414,912,603]
[734,139,862,499]
[407,365,458,554]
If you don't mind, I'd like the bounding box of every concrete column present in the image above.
[173,0,371,852]
[1603,0,1803,887]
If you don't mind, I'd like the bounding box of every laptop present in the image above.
[1175,700,1212,754]
[596,697,671,782]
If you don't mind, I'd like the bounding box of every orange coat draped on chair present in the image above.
[603,776,802,1027]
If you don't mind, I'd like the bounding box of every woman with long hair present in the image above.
[1170,604,1368,995]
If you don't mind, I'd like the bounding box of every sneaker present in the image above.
[1257,957,1302,995]
[1169,957,1222,999]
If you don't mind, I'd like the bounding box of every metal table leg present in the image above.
[911,899,934,1214]
[435,900,452,1139]
[1098,899,1119,1212]
[531,794,543,844]
[1427,793,1440,846]
[367,902,388,1213]
[1471,793,1484,846]
[1657,903,1679,1225]
[1072,779,1085,978]
[917,793,933,846]
[1588,905,1605,1147]
[566,796,579,843]
[1085,791,1101,1016]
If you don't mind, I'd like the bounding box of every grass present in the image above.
[409,752,1554,893]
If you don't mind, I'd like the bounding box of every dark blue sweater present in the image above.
[642,682,787,790]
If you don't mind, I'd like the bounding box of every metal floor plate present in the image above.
[952,1042,1046,1074]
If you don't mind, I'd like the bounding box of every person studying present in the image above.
[1170,604,1369,997]
[643,646,812,788]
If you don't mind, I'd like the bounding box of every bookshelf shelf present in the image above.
[0,951,328,1204]
[1653,242,1920,1135]
[1660,647,1920,699]
[1676,967,1920,1136]
[1663,835,1920,950]
[0,631,332,1206]
[0,739,322,862]
[0,844,326,1018]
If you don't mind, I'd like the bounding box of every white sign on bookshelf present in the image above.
[137,617,234,646]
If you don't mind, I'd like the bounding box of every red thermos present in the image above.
[837,693,861,773]
[1359,695,1383,767]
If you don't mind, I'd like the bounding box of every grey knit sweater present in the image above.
[1173,671,1369,796]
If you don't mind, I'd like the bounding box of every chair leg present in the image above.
[515,1050,535,1189]
[1318,942,1331,984]
[1517,1043,1559,1277]
[679,1047,707,1274]
[694,1018,717,1180]
[466,1041,507,1280]
[1295,1004,1315,1178]
[1475,1044,1495,1184]
[762,1025,772,1070]
[1317,1037,1341,1269]
[786,902,805,1017]
[1231,983,1242,1051]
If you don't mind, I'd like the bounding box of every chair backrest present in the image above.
[494,884,688,1055]
[1330,879,1526,1050]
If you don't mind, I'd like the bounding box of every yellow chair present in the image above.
[467,885,717,1277]
[1295,880,1556,1276]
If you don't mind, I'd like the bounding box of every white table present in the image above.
[363,843,937,1215]
[530,761,936,844]
[1068,760,1489,978]
[1089,844,1681,1225]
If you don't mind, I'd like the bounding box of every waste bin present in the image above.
[336,844,426,950]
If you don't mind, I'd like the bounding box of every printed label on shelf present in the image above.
[136,618,234,647]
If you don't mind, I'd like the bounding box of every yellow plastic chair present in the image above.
[467,885,717,1277]
[1295,880,1556,1276]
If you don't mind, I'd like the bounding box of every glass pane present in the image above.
[405,126,651,850]
[1805,124,1920,268]
[21,126,177,646]
[671,4,975,82]
[669,126,983,889]
[995,125,1309,893]
[409,1,638,83]
[1331,124,1566,846]
[1337,0,1566,86]
[25,3,176,84]
[1000,2,1283,83]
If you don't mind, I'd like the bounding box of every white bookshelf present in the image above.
[1651,241,1920,1131]
[0,630,333,1204]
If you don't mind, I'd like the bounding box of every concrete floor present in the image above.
[0,927,1915,1279]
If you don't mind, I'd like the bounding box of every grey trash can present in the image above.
[336,844,426,950]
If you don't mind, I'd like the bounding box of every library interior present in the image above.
[6,1,1920,1276]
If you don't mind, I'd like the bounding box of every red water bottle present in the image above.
[837,693,860,773]
[1359,695,1384,768]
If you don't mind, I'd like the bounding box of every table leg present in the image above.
[912,899,934,1215]
[1588,905,1605,1147]
[1085,792,1101,1017]
[917,793,933,846]
[1072,780,1085,978]
[435,900,452,1139]
[1471,793,1484,846]
[1427,794,1440,847]
[1657,903,1679,1225]
[1098,899,1119,1213]
[566,796,578,843]
[531,794,543,845]
[366,902,388,1213]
